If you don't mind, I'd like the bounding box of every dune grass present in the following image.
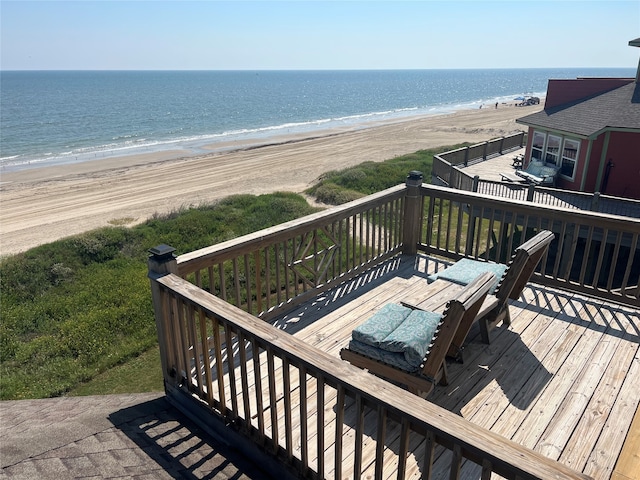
[0,192,319,400]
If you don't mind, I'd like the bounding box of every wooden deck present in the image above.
[439,148,640,219]
[265,254,640,479]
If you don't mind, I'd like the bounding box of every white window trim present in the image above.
[530,130,580,181]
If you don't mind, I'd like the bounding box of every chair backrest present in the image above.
[420,271,494,377]
[494,230,555,303]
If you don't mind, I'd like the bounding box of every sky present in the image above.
[1,1,638,70]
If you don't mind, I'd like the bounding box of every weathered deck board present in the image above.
[201,254,639,479]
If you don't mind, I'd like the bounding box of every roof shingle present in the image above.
[517,82,640,138]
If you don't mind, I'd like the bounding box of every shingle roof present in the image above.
[1,393,269,479]
[516,82,640,138]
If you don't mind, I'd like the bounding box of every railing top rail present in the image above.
[421,183,640,227]
[478,179,640,205]
[157,272,592,480]
[176,184,406,273]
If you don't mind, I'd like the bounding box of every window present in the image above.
[545,135,561,165]
[560,138,579,179]
[531,131,545,161]
[529,130,580,181]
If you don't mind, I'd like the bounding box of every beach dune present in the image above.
[0,105,540,257]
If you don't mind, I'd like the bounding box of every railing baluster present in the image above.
[334,385,345,480]
[579,225,595,286]
[282,358,293,462]
[267,348,279,453]
[621,232,638,299]
[238,332,251,429]
[175,298,191,386]
[186,302,203,396]
[244,254,252,313]
[397,418,410,480]
[283,240,290,300]
[375,405,387,480]
[224,326,238,418]
[607,231,622,292]
[252,341,265,442]
[317,374,325,479]
[232,257,241,307]
[198,308,214,407]
[422,430,436,478]
[449,444,463,480]
[299,366,309,474]
[208,313,225,413]
[353,393,365,479]
[255,250,262,314]
[592,228,609,289]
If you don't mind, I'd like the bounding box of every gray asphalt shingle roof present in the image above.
[1,393,270,479]
[516,81,640,138]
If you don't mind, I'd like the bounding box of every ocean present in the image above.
[1,68,634,172]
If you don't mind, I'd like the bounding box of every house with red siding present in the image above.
[516,38,640,200]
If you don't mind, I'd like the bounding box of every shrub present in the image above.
[313,183,365,205]
[306,145,463,204]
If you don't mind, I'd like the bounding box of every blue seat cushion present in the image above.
[427,258,506,294]
[379,309,442,366]
[352,303,412,347]
[350,307,442,372]
[348,339,420,372]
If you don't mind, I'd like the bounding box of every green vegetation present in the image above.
[0,193,318,400]
[1,145,456,400]
[305,146,457,204]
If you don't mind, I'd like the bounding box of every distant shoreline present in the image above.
[0,103,542,256]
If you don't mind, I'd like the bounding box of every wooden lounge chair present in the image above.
[339,272,495,397]
[424,230,555,356]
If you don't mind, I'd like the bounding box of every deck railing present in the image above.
[419,184,640,307]
[433,132,526,172]
[433,135,640,218]
[147,173,640,479]
[149,262,592,480]
[173,185,406,321]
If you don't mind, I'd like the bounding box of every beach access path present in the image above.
[0,104,541,257]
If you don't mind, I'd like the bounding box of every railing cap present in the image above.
[406,170,423,186]
[149,244,177,261]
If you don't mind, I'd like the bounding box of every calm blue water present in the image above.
[1,69,634,172]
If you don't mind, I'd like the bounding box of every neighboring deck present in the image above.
[435,146,640,219]
[266,254,640,479]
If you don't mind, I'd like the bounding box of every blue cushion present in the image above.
[350,306,442,372]
[379,310,441,367]
[427,258,505,294]
[351,303,411,347]
[348,339,420,372]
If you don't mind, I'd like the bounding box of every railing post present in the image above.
[472,175,480,193]
[526,184,535,202]
[499,136,505,154]
[591,192,601,211]
[464,146,469,167]
[402,171,423,255]
[483,141,488,160]
[148,244,179,392]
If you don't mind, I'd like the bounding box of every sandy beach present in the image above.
[0,104,541,257]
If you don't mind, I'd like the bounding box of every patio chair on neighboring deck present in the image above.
[424,230,555,353]
[339,272,495,397]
